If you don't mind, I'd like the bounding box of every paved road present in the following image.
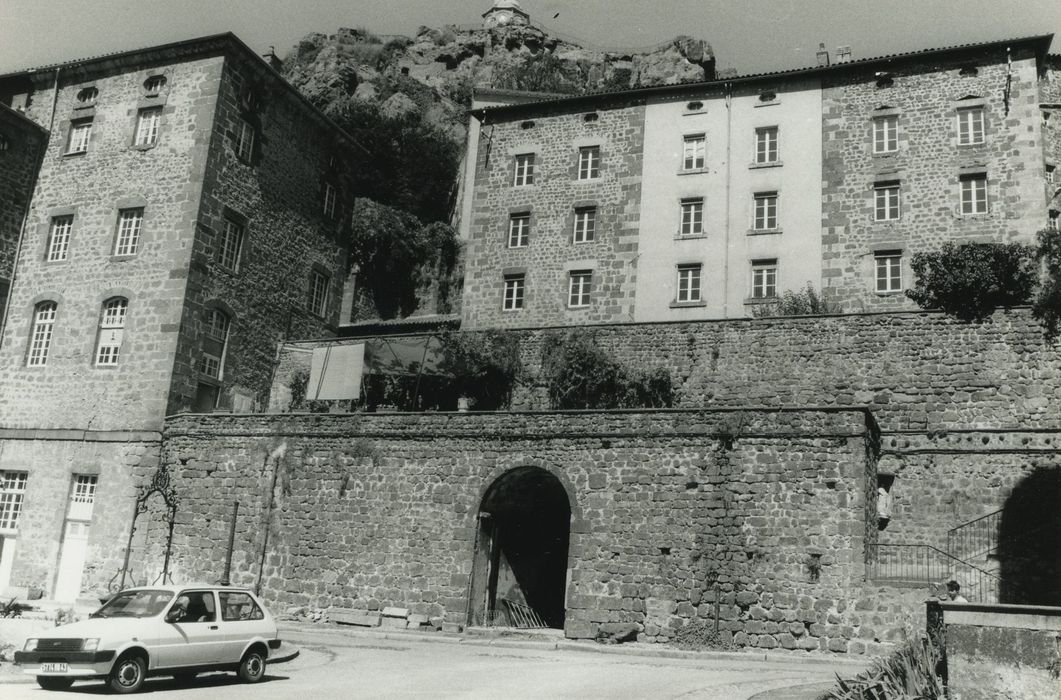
[2,627,863,699]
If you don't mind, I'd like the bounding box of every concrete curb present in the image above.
[277,622,872,669]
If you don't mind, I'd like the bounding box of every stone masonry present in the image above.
[821,44,1047,311]
[0,104,46,314]
[158,408,916,654]
[463,97,644,328]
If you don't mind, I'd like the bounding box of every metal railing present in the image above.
[867,543,1000,602]
[947,509,1002,562]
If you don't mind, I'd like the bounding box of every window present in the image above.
[27,301,57,367]
[69,474,98,520]
[143,75,167,95]
[873,115,898,153]
[323,182,337,219]
[66,120,92,154]
[219,591,264,622]
[680,198,704,236]
[503,274,525,311]
[309,271,329,317]
[95,298,128,366]
[573,207,596,243]
[507,213,530,248]
[677,264,702,303]
[568,270,592,308]
[76,87,98,104]
[875,251,902,293]
[1049,212,1059,231]
[235,118,255,161]
[217,218,244,271]
[114,208,144,257]
[755,127,778,164]
[753,192,778,230]
[134,108,161,147]
[957,106,985,145]
[513,153,535,186]
[874,182,901,221]
[578,146,600,180]
[47,215,73,262]
[683,134,705,170]
[960,173,988,214]
[0,472,28,531]
[198,308,230,379]
[751,260,778,299]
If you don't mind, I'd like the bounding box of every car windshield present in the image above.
[94,589,174,618]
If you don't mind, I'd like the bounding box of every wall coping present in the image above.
[280,307,1039,346]
[943,602,1061,630]
[0,428,161,443]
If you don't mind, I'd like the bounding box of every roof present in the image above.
[0,102,47,134]
[0,32,364,154]
[473,33,1054,119]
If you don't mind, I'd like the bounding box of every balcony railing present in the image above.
[867,543,1000,602]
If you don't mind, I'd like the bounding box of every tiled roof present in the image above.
[475,33,1054,117]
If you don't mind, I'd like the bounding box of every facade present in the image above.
[0,33,357,600]
[0,103,47,315]
[459,35,1056,329]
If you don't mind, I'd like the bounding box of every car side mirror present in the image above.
[165,609,181,623]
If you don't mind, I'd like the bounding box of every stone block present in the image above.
[330,608,381,627]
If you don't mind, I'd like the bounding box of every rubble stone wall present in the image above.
[157,409,923,653]
[165,51,349,416]
[0,108,45,311]
[462,98,644,329]
[0,434,160,596]
[821,47,1046,311]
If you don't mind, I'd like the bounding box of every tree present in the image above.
[1033,228,1061,340]
[905,242,1037,322]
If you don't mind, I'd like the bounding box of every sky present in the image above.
[1,0,1060,76]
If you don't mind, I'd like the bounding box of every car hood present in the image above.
[39,617,156,638]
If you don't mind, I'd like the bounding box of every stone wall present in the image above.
[821,47,1046,311]
[943,603,1061,700]
[0,106,45,314]
[0,56,222,431]
[0,433,160,596]
[156,408,921,653]
[462,98,644,329]
[165,49,350,415]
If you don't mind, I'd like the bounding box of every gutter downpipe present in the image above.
[0,67,58,340]
[723,81,733,317]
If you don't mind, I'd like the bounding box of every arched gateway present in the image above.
[468,466,571,629]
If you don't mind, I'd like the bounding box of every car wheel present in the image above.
[108,653,146,694]
[36,676,74,690]
[237,647,266,683]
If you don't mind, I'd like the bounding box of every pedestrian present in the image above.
[945,580,967,602]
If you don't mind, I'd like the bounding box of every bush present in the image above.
[751,283,840,317]
[437,330,523,410]
[905,242,1036,321]
[821,636,943,700]
[670,620,736,652]
[1033,228,1061,340]
[540,330,674,409]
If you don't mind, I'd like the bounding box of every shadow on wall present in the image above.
[997,466,1061,605]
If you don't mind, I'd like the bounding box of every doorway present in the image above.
[468,467,571,629]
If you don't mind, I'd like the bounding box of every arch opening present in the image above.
[468,466,571,629]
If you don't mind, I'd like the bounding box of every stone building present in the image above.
[0,33,357,599]
[482,0,531,30]
[0,103,47,315]
[459,35,1056,328]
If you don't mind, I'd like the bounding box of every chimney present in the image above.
[262,46,282,71]
[835,46,852,64]
[816,42,830,67]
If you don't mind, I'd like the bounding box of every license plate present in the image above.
[41,663,68,673]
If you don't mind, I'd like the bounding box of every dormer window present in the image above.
[143,75,167,96]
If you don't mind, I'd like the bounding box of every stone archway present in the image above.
[468,466,572,629]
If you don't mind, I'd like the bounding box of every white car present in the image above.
[15,584,280,693]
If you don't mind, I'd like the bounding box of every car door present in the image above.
[156,590,226,668]
[218,591,267,662]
